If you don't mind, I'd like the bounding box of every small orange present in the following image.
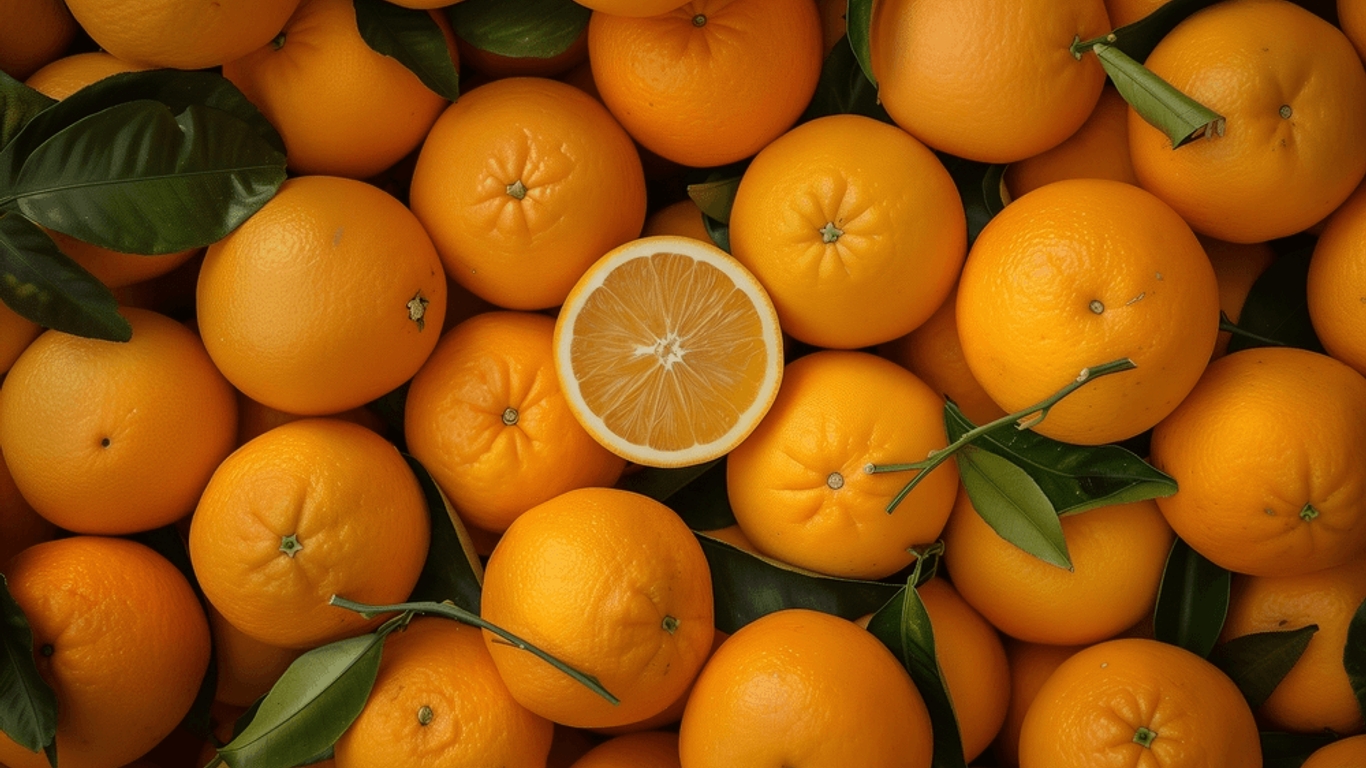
[569,732,679,768]
[1302,734,1366,768]
[641,199,711,242]
[994,639,1085,768]
[1004,84,1139,200]
[234,390,386,446]
[1309,179,1366,375]
[1203,235,1276,358]
[207,604,304,708]
[63,0,300,70]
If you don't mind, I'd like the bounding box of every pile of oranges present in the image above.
[4,0,1366,766]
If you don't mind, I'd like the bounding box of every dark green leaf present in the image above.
[217,632,385,768]
[846,0,875,87]
[0,574,58,760]
[702,214,730,254]
[937,154,1005,247]
[404,455,483,615]
[800,35,892,124]
[637,459,736,531]
[617,458,721,504]
[687,177,741,225]
[0,71,55,152]
[446,0,589,59]
[955,445,1072,570]
[354,0,460,101]
[1210,624,1318,709]
[865,582,967,768]
[1259,731,1339,768]
[1089,42,1223,149]
[696,533,901,635]
[1152,537,1230,658]
[0,211,130,340]
[1345,595,1366,723]
[1227,241,1323,354]
[1106,0,1222,62]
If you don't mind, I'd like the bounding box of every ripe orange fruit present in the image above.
[333,617,554,767]
[1343,0,1366,60]
[995,639,1085,768]
[0,308,237,535]
[568,731,679,768]
[207,604,304,708]
[870,0,1110,164]
[404,311,627,533]
[587,0,823,168]
[1017,638,1261,768]
[816,0,847,55]
[0,536,210,768]
[62,0,300,70]
[409,77,646,311]
[678,608,933,768]
[24,51,149,100]
[943,489,1175,645]
[0,413,54,567]
[1149,346,1366,577]
[725,350,959,580]
[1309,179,1366,375]
[1004,84,1139,200]
[0,301,41,376]
[728,113,967,349]
[553,236,784,468]
[197,175,446,417]
[1203,235,1276,358]
[1129,0,1366,243]
[479,487,713,729]
[188,418,430,649]
[956,178,1220,446]
[1302,734,1366,768]
[222,0,448,178]
[641,199,711,241]
[0,0,77,80]
[918,578,1010,763]
[234,390,386,446]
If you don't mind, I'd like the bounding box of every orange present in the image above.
[62,0,300,70]
[333,617,554,767]
[207,604,304,708]
[589,628,726,736]
[479,487,713,729]
[197,174,447,416]
[0,308,237,535]
[188,418,430,649]
[956,178,1220,446]
[870,0,1110,164]
[1004,84,1140,200]
[816,0,846,56]
[943,489,1175,645]
[1129,0,1366,243]
[1104,0,1170,26]
[552,235,784,468]
[0,536,210,768]
[0,423,55,567]
[222,0,449,179]
[1203,235,1276,358]
[587,0,823,168]
[24,51,150,100]
[1344,0,1366,61]
[403,311,627,533]
[235,389,386,446]
[0,0,76,79]
[1017,638,1261,768]
[678,608,932,768]
[569,732,679,768]
[409,77,646,311]
[577,0,689,15]
[728,113,967,349]
[725,350,959,580]
[918,578,1010,763]
[1302,734,1366,768]
[1219,554,1366,734]
[995,639,1085,768]
[1309,179,1366,375]
[0,300,41,377]
[641,199,711,241]
[1149,346,1366,577]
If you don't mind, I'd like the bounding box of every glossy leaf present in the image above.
[846,0,875,86]
[404,455,484,614]
[1259,731,1339,768]
[1345,595,1366,723]
[1226,240,1324,354]
[702,214,731,254]
[0,211,130,340]
[0,575,57,762]
[686,176,741,225]
[620,458,737,531]
[446,0,589,59]
[0,72,54,152]
[1106,0,1222,61]
[1152,537,1231,658]
[956,445,1072,570]
[354,0,460,101]
[937,154,1005,246]
[1090,42,1223,149]
[618,459,721,504]
[1210,624,1318,709]
[801,35,891,124]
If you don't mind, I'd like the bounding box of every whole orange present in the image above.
[918,578,1010,764]
[62,0,300,69]
[1309,179,1366,375]
[994,639,1085,768]
[0,0,76,79]
[641,199,711,242]
[1005,84,1140,199]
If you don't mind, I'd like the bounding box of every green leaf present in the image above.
[403,455,484,615]
[696,533,902,635]
[937,154,1005,247]
[955,445,1072,570]
[617,459,721,504]
[686,176,741,225]
[1105,0,1222,62]
[354,0,460,102]
[1210,624,1318,709]
[217,632,386,768]
[800,35,892,124]
[446,0,589,59]
[1259,731,1339,768]
[1226,239,1323,354]
[1345,595,1366,723]
[0,574,58,762]
[0,211,130,340]
[702,213,730,254]
[1088,42,1223,150]
[865,582,967,768]
[846,0,875,87]
[618,458,738,532]
[0,71,55,152]
[1151,537,1231,658]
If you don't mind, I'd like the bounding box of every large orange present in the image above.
[1149,346,1366,577]
[1302,734,1366,768]
[678,608,933,768]
[197,175,447,416]
[409,77,646,311]
[0,0,76,79]
[188,418,430,649]
[569,732,679,768]
[870,0,1110,164]
[1309,179,1366,375]
[0,308,237,534]
[1005,84,1140,200]
[994,639,1085,767]
[0,536,210,768]
[1018,638,1261,767]
[479,487,713,729]
[587,0,823,168]
[728,113,967,349]
[1129,0,1366,243]
[918,578,1010,764]
[62,0,300,70]
[956,178,1220,446]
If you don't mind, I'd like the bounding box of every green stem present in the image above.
[867,358,1137,513]
[1218,312,1285,348]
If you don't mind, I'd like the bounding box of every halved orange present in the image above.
[553,235,783,468]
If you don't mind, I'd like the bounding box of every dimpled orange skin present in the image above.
[62,0,299,70]
[956,178,1220,446]
[1309,180,1366,376]
[918,578,1010,763]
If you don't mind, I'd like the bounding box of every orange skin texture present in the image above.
[1202,235,1276,358]
[1103,0,1170,26]
[569,731,680,768]
[479,488,714,729]
[870,0,1110,164]
[995,639,1085,767]
[588,0,824,168]
[1302,734,1366,768]
[197,175,447,416]
[1129,0,1366,243]
[1344,0,1366,62]
[63,0,300,69]
[0,537,210,768]
[728,113,967,350]
[641,199,712,242]
[943,489,1175,645]
[0,308,238,535]
[678,608,932,768]
[0,441,54,567]
[24,52,150,100]
[956,178,1220,446]
[0,299,41,376]
[1005,84,1140,199]
[188,418,431,649]
[409,77,646,311]
[1309,179,1366,376]
[234,389,386,447]
[726,350,959,580]
[1018,638,1261,768]
[0,0,76,79]
[207,604,304,708]
[1149,347,1366,577]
